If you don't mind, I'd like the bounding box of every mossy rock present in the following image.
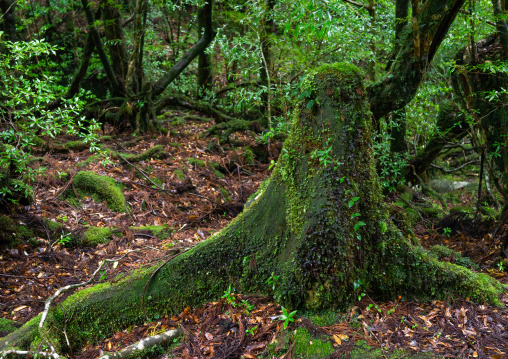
[0,318,21,338]
[293,328,334,359]
[71,171,126,212]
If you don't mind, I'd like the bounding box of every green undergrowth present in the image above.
[69,171,125,212]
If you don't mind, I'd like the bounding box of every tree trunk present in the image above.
[197,5,213,96]
[1,64,503,354]
[101,0,128,83]
[81,0,126,97]
[405,101,469,184]
[368,0,466,120]
[453,34,508,210]
[151,0,215,98]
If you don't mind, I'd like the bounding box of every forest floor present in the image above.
[1,113,508,359]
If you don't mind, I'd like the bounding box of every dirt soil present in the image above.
[1,113,508,359]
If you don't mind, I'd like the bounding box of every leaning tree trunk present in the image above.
[368,0,466,120]
[1,64,503,354]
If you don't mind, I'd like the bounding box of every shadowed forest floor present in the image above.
[1,113,508,358]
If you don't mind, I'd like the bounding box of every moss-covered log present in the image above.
[1,64,504,355]
[71,171,125,212]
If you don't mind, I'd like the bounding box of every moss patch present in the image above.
[350,340,440,358]
[131,225,173,240]
[82,227,120,246]
[120,145,166,163]
[71,171,126,212]
[293,328,334,359]
[173,169,186,181]
[0,318,20,338]
[188,158,206,168]
[0,215,35,248]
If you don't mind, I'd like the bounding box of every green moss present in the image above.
[76,154,102,168]
[173,169,186,181]
[120,145,165,163]
[293,328,334,359]
[209,162,226,178]
[44,218,63,231]
[243,146,255,165]
[427,245,478,270]
[131,225,173,240]
[72,171,125,212]
[188,157,206,167]
[0,215,35,248]
[0,314,40,351]
[31,136,46,147]
[306,310,341,327]
[218,187,232,202]
[0,318,20,337]
[81,227,119,246]
[350,340,440,358]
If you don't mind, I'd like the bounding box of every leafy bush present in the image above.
[0,33,99,205]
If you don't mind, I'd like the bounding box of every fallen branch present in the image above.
[156,95,238,123]
[39,247,161,330]
[430,159,480,173]
[0,349,62,359]
[98,329,182,359]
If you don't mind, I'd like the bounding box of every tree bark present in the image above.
[368,0,466,120]
[452,34,508,209]
[405,101,469,184]
[151,0,215,99]
[101,0,128,82]
[197,5,213,96]
[81,0,126,97]
[1,64,503,354]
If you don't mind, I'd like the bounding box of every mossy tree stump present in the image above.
[1,64,504,354]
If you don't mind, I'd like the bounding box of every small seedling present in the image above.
[443,227,452,236]
[266,272,279,290]
[279,307,297,329]
[222,285,237,307]
[242,299,254,313]
[245,326,257,336]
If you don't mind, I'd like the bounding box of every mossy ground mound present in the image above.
[70,171,126,212]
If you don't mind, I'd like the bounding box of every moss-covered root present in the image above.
[72,171,125,212]
[0,318,20,338]
[1,63,504,354]
[118,145,166,163]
